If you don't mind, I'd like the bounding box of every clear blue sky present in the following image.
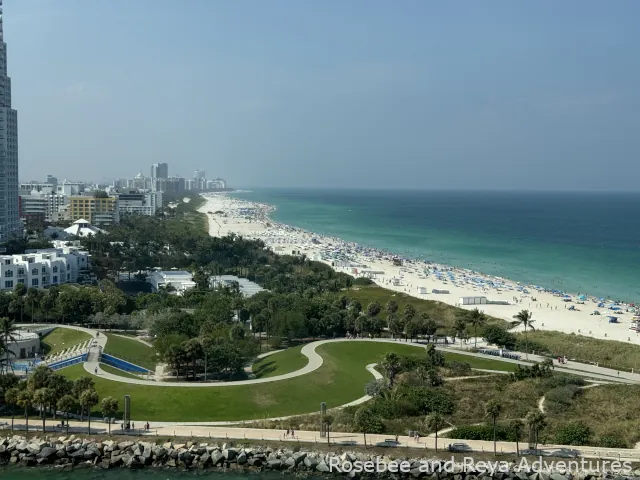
[6,0,640,190]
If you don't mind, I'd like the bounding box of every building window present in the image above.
[32,268,38,275]
[31,279,39,286]
[5,270,13,278]
[42,277,48,284]
[17,268,24,275]
[3,259,9,265]
[41,267,45,274]
[53,266,58,273]
[4,280,13,288]
[53,275,58,283]
[67,264,70,270]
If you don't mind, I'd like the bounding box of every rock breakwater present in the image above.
[0,435,637,479]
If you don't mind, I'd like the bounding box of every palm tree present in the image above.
[4,387,19,432]
[425,412,446,452]
[511,310,535,359]
[33,388,49,433]
[17,389,33,433]
[101,396,119,434]
[467,308,486,348]
[380,352,401,387]
[80,389,100,434]
[509,418,525,456]
[525,410,546,449]
[451,317,467,344]
[57,395,76,435]
[484,399,502,455]
[0,317,18,374]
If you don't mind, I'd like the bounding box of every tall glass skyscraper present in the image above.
[0,1,21,242]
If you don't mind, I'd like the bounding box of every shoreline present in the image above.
[198,193,640,345]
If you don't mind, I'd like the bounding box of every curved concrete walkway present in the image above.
[43,325,640,387]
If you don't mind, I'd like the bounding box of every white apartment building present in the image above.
[0,246,90,291]
[0,3,22,243]
[118,191,163,216]
[20,191,68,222]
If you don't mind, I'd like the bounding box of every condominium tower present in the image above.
[0,1,21,242]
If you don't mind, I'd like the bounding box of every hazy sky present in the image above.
[6,1,640,190]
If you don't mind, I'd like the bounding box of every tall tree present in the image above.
[425,412,446,452]
[484,399,502,455]
[80,389,100,434]
[451,317,467,344]
[0,317,18,373]
[385,300,398,316]
[17,389,33,433]
[380,352,401,387]
[525,410,546,449]
[33,388,50,433]
[57,395,76,435]
[4,387,19,432]
[509,418,524,456]
[511,310,535,360]
[101,396,119,434]
[467,308,487,348]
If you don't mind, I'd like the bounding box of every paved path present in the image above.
[42,325,640,387]
[4,420,640,462]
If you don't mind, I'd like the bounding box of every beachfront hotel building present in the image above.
[0,2,22,243]
[68,195,119,226]
[0,246,90,291]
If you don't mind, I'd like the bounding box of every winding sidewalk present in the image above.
[43,325,640,387]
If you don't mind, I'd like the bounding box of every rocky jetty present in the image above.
[0,435,638,479]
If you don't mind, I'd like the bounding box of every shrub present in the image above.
[597,435,628,449]
[400,386,455,415]
[545,385,581,406]
[483,325,516,349]
[449,424,516,442]
[554,422,592,446]
[353,278,374,286]
[514,338,549,355]
[447,361,472,375]
[540,375,586,389]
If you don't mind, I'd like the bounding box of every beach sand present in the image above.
[198,193,640,345]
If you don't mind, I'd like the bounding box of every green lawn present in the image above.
[252,345,308,378]
[99,363,142,380]
[62,341,518,422]
[103,334,158,370]
[41,328,92,356]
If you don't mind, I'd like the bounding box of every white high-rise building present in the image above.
[0,2,21,243]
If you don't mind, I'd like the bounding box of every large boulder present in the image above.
[37,447,58,461]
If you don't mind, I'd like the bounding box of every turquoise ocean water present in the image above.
[235,189,640,302]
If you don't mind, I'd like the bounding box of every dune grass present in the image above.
[103,334,158,370]
[543,383,640,448]
[520,330,640,372]
[346,285,509,332]
[41,328,92,356]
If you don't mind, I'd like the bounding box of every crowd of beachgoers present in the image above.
[199,193,640,345]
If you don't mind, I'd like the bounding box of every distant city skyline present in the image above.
[6,1,640,191]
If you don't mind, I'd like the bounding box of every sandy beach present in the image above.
[198,193,640,345]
